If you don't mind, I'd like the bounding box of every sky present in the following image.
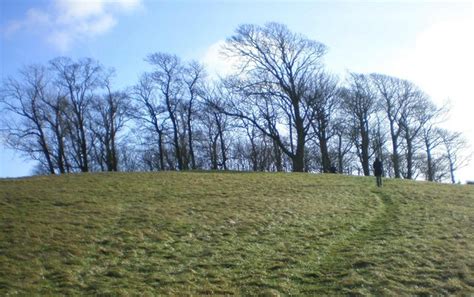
[0,0,473,182]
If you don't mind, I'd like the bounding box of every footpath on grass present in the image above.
[308,181,474,296]
[310,188,398,295]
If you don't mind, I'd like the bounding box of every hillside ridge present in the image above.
[1,172,473,295]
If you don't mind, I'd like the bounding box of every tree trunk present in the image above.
[215,114,227,170]
[389,118,401,178]
[448,153,456,184]
[250,137,258,171]
[78,118,89,172]
[109,101,118,171]
[158,132,165,171]
[33,109,55,174]
[319,136,331,173]
[187,106,196,170]
[211,134,219,170]
[168,105,182,170]
[406,137,414,179]
[360,119,370,176]
[54,123,66,174]
[219,131,227,170]
[39,136,55,174]
[273,141,283,172]
[426,146,433,181]
[293,103,305,172]
[337,135,344,174]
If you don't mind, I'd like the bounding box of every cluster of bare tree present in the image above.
[1,23,469,182]
[1,58,130,174]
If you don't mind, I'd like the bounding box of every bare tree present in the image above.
[371,117,389,172]
[221,22,327,172]
[371,73,405,178]
[146,53,185,170]
[246,121,271,171]
[439,129,470,183]
[132,73,168,171]
[1,65,56,174]
[306,72,340,172]
[90,71,130,171]
[201,83,231,170]
[42,92,71,173]
[49,57,103,172]
[341,73,378,176]
[421,126,444,181]
[371,74,445,179]
[331,119,354,174]
[182,61,206,170]
[2,46,470,182]
[398,85,436,179]
[415,100,447,182]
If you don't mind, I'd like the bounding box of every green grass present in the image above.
[0,172,473,296]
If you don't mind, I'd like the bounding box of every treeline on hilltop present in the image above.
[0,23,469,183]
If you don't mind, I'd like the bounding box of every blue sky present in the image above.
[1,0,473,181]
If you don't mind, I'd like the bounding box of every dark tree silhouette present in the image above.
[439,129,470,184]
[182,61,206,170]
[221,22,327,172]
[1,22,470,182]
[306,72,340,172]
[132,73,168,171]
[146,53,184,170]
[49,57,103,172]
[1,65,56,174]
[341,73,378,176]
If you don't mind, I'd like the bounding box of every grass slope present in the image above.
[0,172,473,296]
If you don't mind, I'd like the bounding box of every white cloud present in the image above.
[85,13,117,34]
[201,40,232,78]
[4,8,50,36]
[115,0,142,10]
[388,19,473,103]
[55,0,105,21]
[200,40,245,78]
[386,18,474,122]
[47,31,72,52]
[3,0,142,52]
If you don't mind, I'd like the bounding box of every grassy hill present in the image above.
[0,172,473,296]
